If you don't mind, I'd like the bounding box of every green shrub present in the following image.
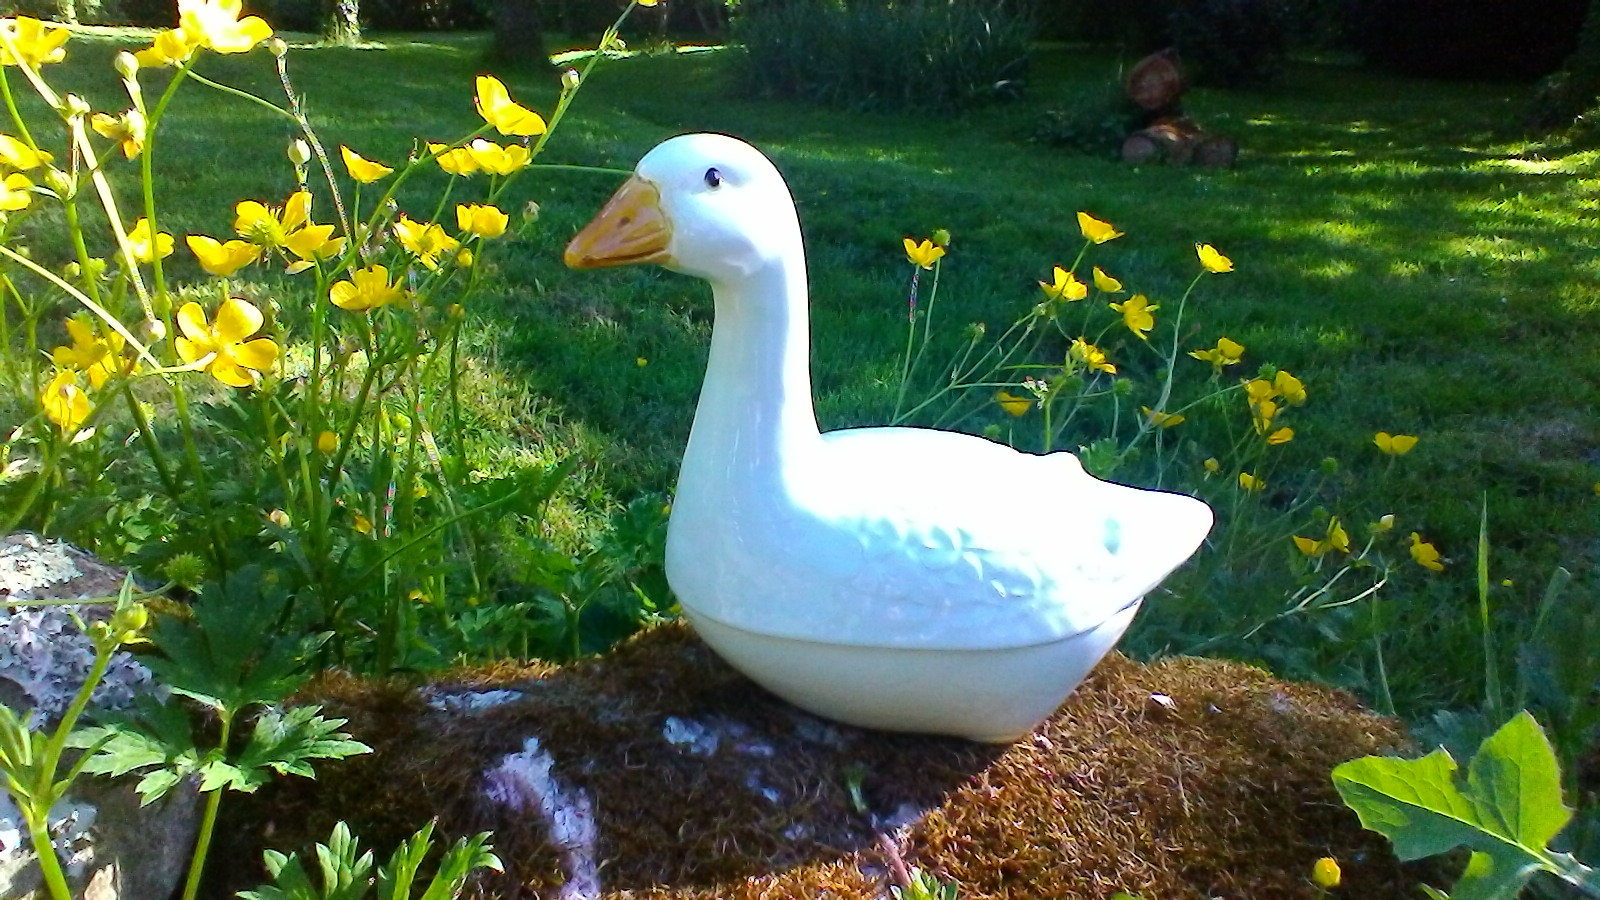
[1353,0,1589,81]
[1168,0,1293,88]
[733,0,1032,110]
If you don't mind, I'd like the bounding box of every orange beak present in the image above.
[563,176,672,269]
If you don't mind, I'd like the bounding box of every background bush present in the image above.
[733,0,1032,110]
[1353,0,1590,80]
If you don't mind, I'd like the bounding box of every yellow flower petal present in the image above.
[340,145,394,183]
[213,296,264,343]
[1040,265,1086,302]
[186,234,261,276]
[1196,242,1233,273]
[1077,211,1121,244]
[0,16,69,67]
[1374,432,1418,455]
[0,133,49,169]
[231,336,279,371]
[1091,266,1122,293]
[1409,532,1444,572]
[903,237,944,269]
[473,74,548,137]
[456,202,509,239]
[1238,472,1264,491]
[994,390,1031,417]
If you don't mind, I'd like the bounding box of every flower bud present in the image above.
[61,93,91,118]
[931,228,951,248]
[140,317,166,342]
[108,603,149,643]
[288,139,312,167]
[523,200,541,222]
[448,303,464,320]
[266,37,288,58]
[42,166,72,195]
[114,51,140,81]
[1311,857,1341,889]
[268,508,291,528]
[561,68,581,92]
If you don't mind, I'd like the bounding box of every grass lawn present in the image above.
[16,27,1600,720]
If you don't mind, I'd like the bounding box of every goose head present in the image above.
[564,133,803,286]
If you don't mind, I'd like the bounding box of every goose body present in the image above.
[566,134,1212,742]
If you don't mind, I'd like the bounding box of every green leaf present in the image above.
[1466,712,1571,850]
[232,706,372,789]
[74,697,202,805]
[1332,711,1572,899]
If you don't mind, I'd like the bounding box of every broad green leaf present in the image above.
[1465,712,1570,851]
[1333,711,1571,900]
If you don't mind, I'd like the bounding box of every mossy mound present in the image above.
[214,623,1427,899]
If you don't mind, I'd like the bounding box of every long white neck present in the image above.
[680,253,820,490]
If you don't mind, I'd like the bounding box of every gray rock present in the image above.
[0,533,197,900]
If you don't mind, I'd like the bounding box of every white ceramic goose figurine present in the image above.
[565,133,1213,742]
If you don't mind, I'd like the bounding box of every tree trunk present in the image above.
[489,0,554,70]
[327,0,361,46]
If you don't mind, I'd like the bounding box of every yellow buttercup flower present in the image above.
[1040,265,1087,302]
[994,390,1031,417]
[1327,517,1350,553]
[1196,243,1233,273]
[352,511,372,535]
[1238,471,1264,492]
[1189,336,1244,370]
[636,0,660,6]
[1374,432,1418,455]
[1092,266,1123,293]
[464,138,530,176]
[186,234,261,276]
[456,203,509,239]
[174,297,279,387]
[393,216,460,271]
[134,28,198,67]
[1077,211,1121,244]
[126,217,174,264]
[39,370,90,433]
[1312,857,1341,889]
[455,248,473,267]
[0,16,69,67]
[51,318,130,389]
[1274,370,1306,406]
[1069,337,1116,375]
[1141,406,1184,428]
[903,237,944,269]
[282,223,343,270]
[474,74,548,137]
[1409,532,1444,572]
[316,430,338,454]
[1109,293,1158,339]
[1203,457,1221,474]
[0,134,49,169]
[235,190,311,249]
[1266,426,1294,445]
[1295,517,1350,558]
[0,172,33,211]
[329,264,405,311]
[177,0,272,54]
[340,145,393,183]
[91,108,147,159]
[427,141,480,176]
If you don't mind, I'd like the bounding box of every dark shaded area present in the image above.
[213,623,1433,898]
[1354,0,1589,80]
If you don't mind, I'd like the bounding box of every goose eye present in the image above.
[704,167,722,188]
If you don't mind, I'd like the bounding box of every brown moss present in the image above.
[212,623,1431,899]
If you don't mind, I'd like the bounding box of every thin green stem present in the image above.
[180,715,231,900]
